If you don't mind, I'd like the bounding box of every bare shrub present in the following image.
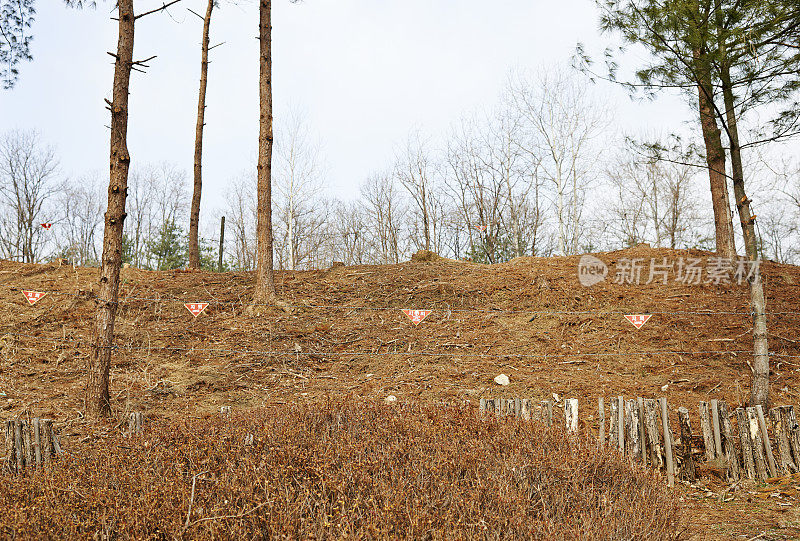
[0,402,684,539]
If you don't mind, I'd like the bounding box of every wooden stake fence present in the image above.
[5,418,61,475]
[479,396,800,486]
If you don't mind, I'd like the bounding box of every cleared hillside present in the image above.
[1,244,799,420]
[3,245,800,538]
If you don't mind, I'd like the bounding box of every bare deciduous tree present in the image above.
[274,109,322,271]
[605,140,702,249]
[58,173,103,266]
[222,172,257,270]
[508,68,606,256]
[333,200,367,265]
[395,131,442,253]
[361,172,406,264]
[0,129,60,263]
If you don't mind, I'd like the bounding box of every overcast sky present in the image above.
[1,0,716,234]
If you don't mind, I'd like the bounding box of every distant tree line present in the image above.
[3,67,800,271]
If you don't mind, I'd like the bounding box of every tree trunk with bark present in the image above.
[719,62,769,406]
[696,75,736,259]
[188,0,214,269]
[87,0,135,418]
[253,0,277,304]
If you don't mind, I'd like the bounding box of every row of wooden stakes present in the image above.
[5,418,62,475]
[479,396,800,487]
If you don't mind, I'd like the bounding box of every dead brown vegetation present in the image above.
[0,402,683,540]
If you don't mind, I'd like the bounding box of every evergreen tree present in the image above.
[586,0,800,406]
[147,220,186,270]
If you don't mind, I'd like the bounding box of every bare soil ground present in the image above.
[2,245,800,539]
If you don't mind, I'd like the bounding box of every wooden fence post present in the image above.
[718,401,740,481]
[677,407,696,481]
[32,418,41,467]
[521,399,532,421]
[699,402,715,461]
[660,397,675,487]
[617,396,625,453]
[770,407,795,475]
[14,421,23,473]
[564,399,579,433]
[710,399,723,459]
[598,397,605,446]
[747,407,769,481]
[644,399,664,469]
[626,399,640,459]
[40,419,51,464]
[541,400,552,426]
[637,397,647,463]
[782,406,800,467]
[610,399,619,449]
[5,421,15,474]
[736,407,757,479]
[755,405,777,478]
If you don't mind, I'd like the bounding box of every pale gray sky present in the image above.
[2,0,698,228]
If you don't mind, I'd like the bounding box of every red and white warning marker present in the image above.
[40,223,52,230]
[185,302,209,317]
[624,314,652,329]
[403,309,432,325]
[22,290,47,305]
[474,225,487,232]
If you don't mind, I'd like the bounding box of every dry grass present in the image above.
[0,402,683,540]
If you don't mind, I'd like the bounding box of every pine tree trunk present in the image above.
[87,0,134,418]
[188,0,214,269]
[694,45,736,259]
[253,0,277,304]
[719,64,769,407]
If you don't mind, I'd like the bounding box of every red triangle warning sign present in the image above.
[22,290,46,305]
[625,314,652,329]
[185,302,209,317]
[402,309,432,325]
[40,223,52,230]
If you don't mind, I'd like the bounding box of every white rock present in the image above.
[494,374,510,386]
[661,384,669,392]
[384,395,398,404]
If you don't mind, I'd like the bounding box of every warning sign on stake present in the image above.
[22,290,46,305]
[624,314,652,329]
[403,309,432,325]
[185,302,209,317]
[40,223,52,230]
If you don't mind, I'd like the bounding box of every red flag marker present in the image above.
[402,309,432,325]
[40,223,52,230]
[624,314,652,329]
[185,302,209,317]
[22,290,47,305]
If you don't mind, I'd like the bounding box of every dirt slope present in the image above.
[2,245,800,538]
[2,245,799,420]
